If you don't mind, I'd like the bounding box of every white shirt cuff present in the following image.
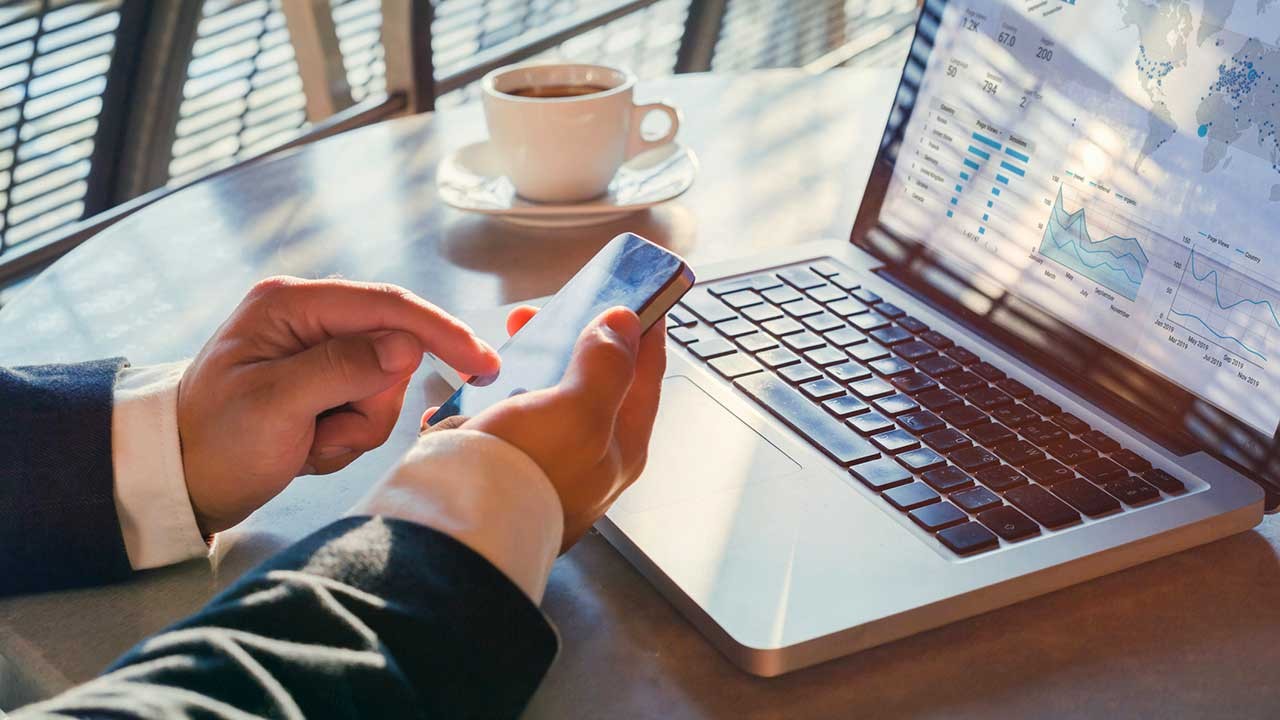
[111,361,210,570]
[349,429,563,604]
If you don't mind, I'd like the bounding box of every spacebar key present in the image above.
[735,374,880,466]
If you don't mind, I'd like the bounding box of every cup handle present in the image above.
[626,102,681,159]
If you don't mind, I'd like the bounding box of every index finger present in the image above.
[614,323,667,465]
[251,277,500,376]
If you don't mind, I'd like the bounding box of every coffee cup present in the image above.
[481,63,681,203]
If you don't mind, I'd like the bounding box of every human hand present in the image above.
[178,277,500,536]
[423,304,666,552]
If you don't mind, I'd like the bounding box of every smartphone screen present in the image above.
[429,233,693,424]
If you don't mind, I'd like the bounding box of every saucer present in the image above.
[436,140,697,228]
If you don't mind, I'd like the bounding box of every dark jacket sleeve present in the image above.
[0,359,134,596]
[15,516,560,719]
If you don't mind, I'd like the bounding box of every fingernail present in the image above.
[374,332,421,373]
[316,446,352,459]
[602,310,642,354]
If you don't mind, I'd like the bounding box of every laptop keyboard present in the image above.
[667,259,1190,557]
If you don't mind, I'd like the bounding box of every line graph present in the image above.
[1169,247,1280,364]
[1038,185,1151,301]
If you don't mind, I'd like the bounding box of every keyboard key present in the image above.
[995,377,1032,399]
[681,289,738,323]
[823,395,869,418]
[782,299,824,318]
[1024,459,1075,486]
[952,486,1002,513]
[1005,485,1081,529]
[824,327,867,347]
[782,332,826,352]
[1076,457,1127,482]
[806,285,847,304]
[923,428,971,453]
[1081,430,1121,453]
[950,446,999,472]
[894,341,937,363]
[883,482,940,511]
[922,465,974,493]
[735,374,880,466]
[747,273,784,290]
[898,316,929,334]
[830,273,861,291]
[828,361,872,384]
[805,346,848,367]
[990,404,1040,429]
[1025,395,1062,417]
[899,447,947,472]
[669,326,707,345]
[875,302,907,319]
[810,261,841,277]
[1099,476,1161,506]
[715,319,758,338]
[975,465,1029,491]
[1022,421,1068,446]
[872,429,921,454]
[737,333,779,353]
[873,394,920,416]
[1112,449,1152,473]
[967,386,1014,410]
[910,502,968,531]
[870,326,913,346]
[758,348,801,369]
[848,412,894,435]
[1052,478,1121,517]
[890,372,938,394]
[721,290,763,309]
[968,422,1015,446]
[709,353,764,379]
[851,378,895,400]
[689,338,736,360]
[1045,439,1097,465]
[1051,412,1089,434]
[899,411,945,435]
[779,362,822,384]
[800,378,844,401]
[762,285,803,305]
[850,313,891,332]
[977,506,1040,542]
[848,342,891,363]
[855,456,916,489]
[948,346,980,365]
[802,312,846,333]
[917,355,962,377]
[708,278,758,296]
[778,267,826,290]
[937,522,999,555]
[918,389,964,411]
[940,404,987,428]
[993,440,1044,466]
[942,371,985,393]
[667,309,695,327]
[743,303,784,323]
[851,288,882,305]
[919,330,954,350]
[971,362,1006,382]
[870,357,914,377]
[762,317,804,336]
[827,298,869,318]
[1143,469,1186,495]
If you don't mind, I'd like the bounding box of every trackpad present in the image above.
[610,376,802,516]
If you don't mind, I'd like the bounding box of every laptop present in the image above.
[593,0,1280,676]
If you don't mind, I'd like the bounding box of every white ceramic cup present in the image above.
[481,63,681,203]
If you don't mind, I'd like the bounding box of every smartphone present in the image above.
[428,232,695,424]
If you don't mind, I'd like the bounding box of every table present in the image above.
[2,69,1279,718]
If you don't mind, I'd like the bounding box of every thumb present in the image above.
[272,331,423,416]
[558,308,643,429]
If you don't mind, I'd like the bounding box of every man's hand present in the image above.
[178,277,500,536]
[424,305,666,552]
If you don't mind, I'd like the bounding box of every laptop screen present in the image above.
[852,0,1280,495]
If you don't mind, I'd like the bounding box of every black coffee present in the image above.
[506,84,610,98]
